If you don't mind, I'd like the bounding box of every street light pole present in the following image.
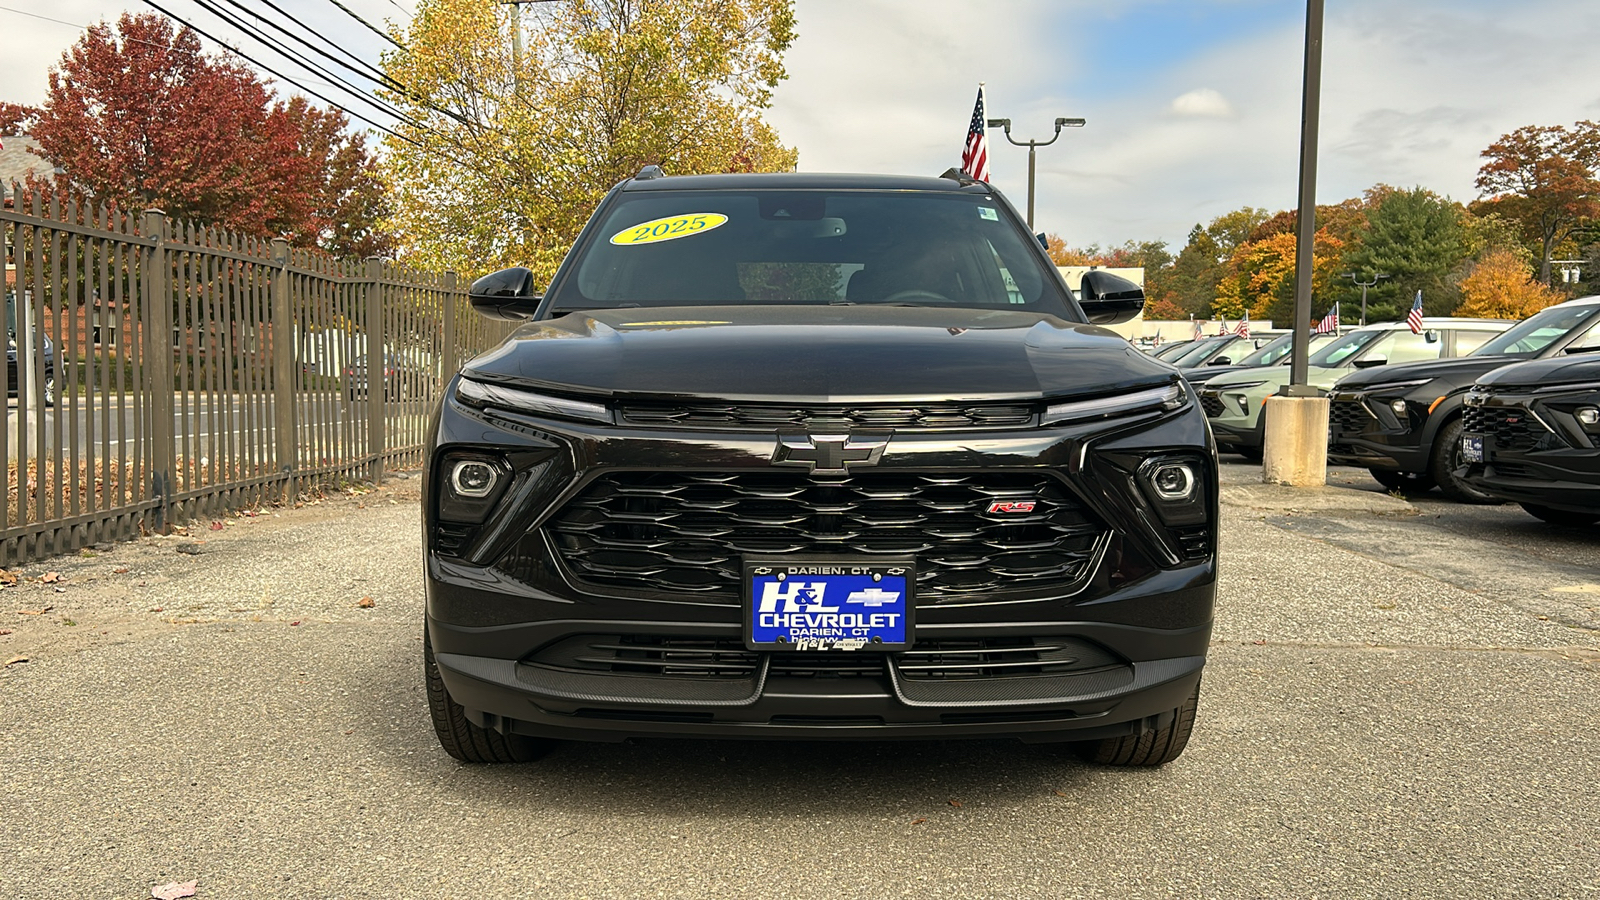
[986,116,1086,231]
[1340,271,1389,326]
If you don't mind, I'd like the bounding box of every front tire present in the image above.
[42,371,55,408]
[1520,504,1599,526]
[1429,419,1499,503]
[425,629,553,763]
[1068,680,1200,767]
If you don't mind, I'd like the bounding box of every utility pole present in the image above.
[1340,271,1388,325]
[986,116,1086,231]
[500,0,562,89]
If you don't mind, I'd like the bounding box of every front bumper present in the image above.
[1460,386,1600,513]
[1325,391,1429,472]
[424,386,1218,743]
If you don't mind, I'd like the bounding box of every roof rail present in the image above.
[635,164,666,181]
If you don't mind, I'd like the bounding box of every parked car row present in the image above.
[1175,298,1600,526]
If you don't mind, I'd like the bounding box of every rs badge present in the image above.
[987,500,1037,514]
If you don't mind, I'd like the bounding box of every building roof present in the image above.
[0,137,53,189]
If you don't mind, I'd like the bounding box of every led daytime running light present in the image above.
[457,378,611,423]
[1044,382,1186,424]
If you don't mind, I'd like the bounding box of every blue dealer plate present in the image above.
[1461,434,1484,463]
[745,560,915,652]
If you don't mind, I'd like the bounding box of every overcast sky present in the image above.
[5,0,1600,251]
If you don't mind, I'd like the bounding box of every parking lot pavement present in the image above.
[2,467,1597,899]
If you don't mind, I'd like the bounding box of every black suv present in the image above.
[1459,353,1600,524]
[423,171,1216,766]
[1327,298,1600,499]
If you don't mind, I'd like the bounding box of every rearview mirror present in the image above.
[1077,270,1145,325]
[468,267,541,320]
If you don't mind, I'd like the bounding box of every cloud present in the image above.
[1168,88,1233,118]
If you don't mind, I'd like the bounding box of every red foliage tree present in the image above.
[31,13,390,256]
[1473,122,1600,285]
[0,102,40,135]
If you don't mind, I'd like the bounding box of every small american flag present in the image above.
[961,87,991,183]
[1192,319,1203,340]
[1406,290,1424,334]
[1314,303,1339,334]
[1235,311,1250,338]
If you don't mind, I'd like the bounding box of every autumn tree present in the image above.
[30,13,390,255]
[1338,187,1470,321]
[1160,207,1270,317]
[1213,228,1344,324]
[1472,122,1600,285]
[1454,248,1562,318]
[0,102,39,136]
[380,0,798,281]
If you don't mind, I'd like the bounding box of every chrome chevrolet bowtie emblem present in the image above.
[773,434,889,474]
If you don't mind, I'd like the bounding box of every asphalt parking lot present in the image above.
[2,461,1597,899]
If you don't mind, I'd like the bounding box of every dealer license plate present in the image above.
[745,560,914,652]
[1461,434,1484,463]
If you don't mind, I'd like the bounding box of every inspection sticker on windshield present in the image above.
[745,560,914,652]
[610,213,728,246]
[978,207,999,221]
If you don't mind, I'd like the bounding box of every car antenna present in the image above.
[634,165,666,180]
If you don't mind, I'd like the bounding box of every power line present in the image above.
[320,0,402,48]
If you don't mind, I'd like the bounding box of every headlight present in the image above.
[1578,407,1600,426]
[1389,399,1409,416]
[1137,455,1208,527]
[1149,462,1197,501]
[437,452,513,523]
[1042,382,1187,425]
[456,378,611,424]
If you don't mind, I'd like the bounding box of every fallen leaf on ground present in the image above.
[40,572,61,584]
[175,544,203,555]
[289,621,301,626]
[1052,789,1068,797]
[3,655,28,667]
[910,817,927,825]
[209,521,224,531]
[947,800,963,808]
[17,607,52,616]
[114,568,130,574]
[0,571,17,585]
[0,629,12,636]
[356,596,375,608]
[152,880,198,899]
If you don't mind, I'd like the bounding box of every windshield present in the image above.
[1168,336,1231,366]
[1308,329,1386,367]
[546,190,1074,316]
[1152,340,1195,360]
[1237,334,1293,366]
[1470,304,1600,357]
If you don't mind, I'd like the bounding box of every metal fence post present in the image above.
[141,210,176,533]
[270,239,297,501]
[364,257,386,484]
[441,271,459,380]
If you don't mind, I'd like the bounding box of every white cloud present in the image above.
[1168,88,1233,118]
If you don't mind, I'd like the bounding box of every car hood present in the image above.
[1332,355,1518,391]
[1477,353,1600,389]
[461,305,1175,404]
[1203,365,1346,391]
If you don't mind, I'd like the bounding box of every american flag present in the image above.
[1314,303,1339,334]
[1235,311,1250,338]
[1406,290,1424,334]
[1192,319,1203,340]
[961,87,991,183]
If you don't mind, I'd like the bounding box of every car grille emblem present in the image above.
[773,434,889,474]
[987,500,1036,514]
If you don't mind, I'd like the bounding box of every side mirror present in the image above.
[1209,356,1232,366]
[468,267,541,320]
[1352,356,1387,369]
[1036,233,1049,250]
[1077,270,1145,324]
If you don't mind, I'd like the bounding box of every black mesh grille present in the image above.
[542,471,1105,601]
[1462,405,1554,452]
[1199,391,1226,417]
[526,635,1118,681]
[616,403,1035,430]
[1328,399,1376,435]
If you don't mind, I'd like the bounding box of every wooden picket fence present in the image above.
[2,183,513,565]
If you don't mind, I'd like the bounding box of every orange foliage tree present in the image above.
[1212,229,1344,323]
[1454,249,1562,319]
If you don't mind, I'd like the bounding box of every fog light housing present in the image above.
[1389,399,1409,416]
[451,460,498,498]
[1150,463,1197,501]
[1577,407,1599,426]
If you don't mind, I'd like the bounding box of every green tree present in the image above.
[1162,207,1269,317]
[1338,187,1469,321]
[380,0,798,282]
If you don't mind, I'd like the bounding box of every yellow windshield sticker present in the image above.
[610,213,728,246]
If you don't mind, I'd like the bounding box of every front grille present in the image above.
[1490,462,1538,480]
[526,635,1118,681]
[1462,405,1554,452]
[1328,398,1376,435]
[543,471,1106,601]
[616,403,1035,430]
[1199,391,1225,417]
